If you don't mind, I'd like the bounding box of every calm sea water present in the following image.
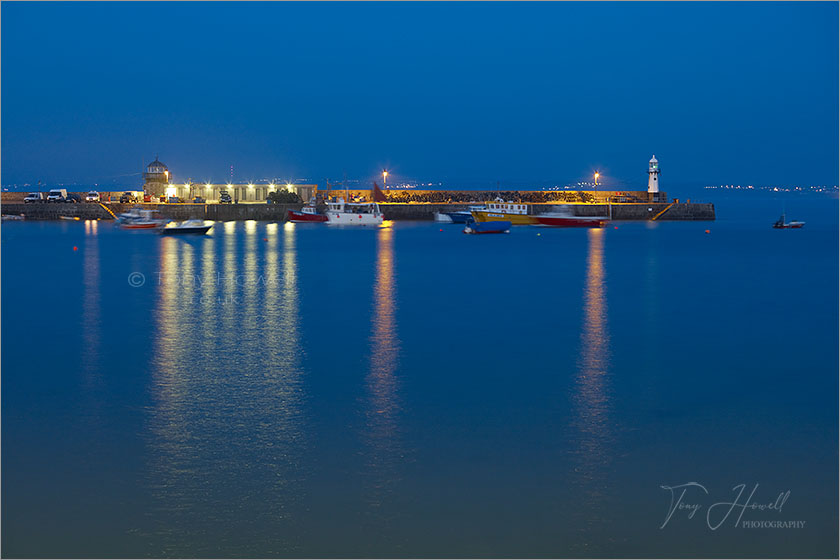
[2,194,837,558]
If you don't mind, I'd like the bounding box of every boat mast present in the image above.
[344,171,349,201]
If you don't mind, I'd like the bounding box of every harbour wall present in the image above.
[1,201,716,221]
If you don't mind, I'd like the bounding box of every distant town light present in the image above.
[248,183,254,189]
[286,183,293,189]
[269,183,276,189]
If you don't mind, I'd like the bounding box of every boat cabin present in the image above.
[326,198,382,215]
[485,199,529,215]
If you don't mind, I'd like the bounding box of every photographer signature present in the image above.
[660,482,790,530]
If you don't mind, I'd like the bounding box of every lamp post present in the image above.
[382,169,388,190]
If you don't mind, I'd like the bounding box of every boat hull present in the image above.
[161,226,212,235]
[287,209,328,223]
[535,215,608,228]
[471,211,537,225]
[443,211,473,224]
[326,213,383,226]
[120,222,164,230]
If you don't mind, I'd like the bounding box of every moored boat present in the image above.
[117,207,168,229]
[772,213,805,229]
[287,200,328,223]
[470,199,537,225]
[325,198,384,226]
[161,219,213,235]
[464,220,511,234]
[535,212,608,228]
[441,205,487,223]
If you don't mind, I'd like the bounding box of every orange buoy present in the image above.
[614,226,618,229]
[705,229,710,234]
[439,228,443,232]
[73,246,78,251]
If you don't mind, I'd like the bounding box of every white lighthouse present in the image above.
[648,155,660,197]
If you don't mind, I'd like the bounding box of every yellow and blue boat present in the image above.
[470,199,537,225]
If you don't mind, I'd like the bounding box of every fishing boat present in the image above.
[470,199,537,225]
[117,207,168,230]
[464,220,511,234]
[287,200,328,223]
[325,198,384,226]
[161,219,213,235]
[535,210,608,228]
[772,213,805,229]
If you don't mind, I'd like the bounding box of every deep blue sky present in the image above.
[2,2,837,190]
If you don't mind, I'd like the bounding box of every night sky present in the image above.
[2,1,837,190]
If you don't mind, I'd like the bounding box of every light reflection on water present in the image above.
[145,223,306,556]
[363,226,404,536]
[571,228,614,529]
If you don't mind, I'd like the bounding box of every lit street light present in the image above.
[383,169,388,190]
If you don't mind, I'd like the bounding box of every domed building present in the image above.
[143,157,171,197]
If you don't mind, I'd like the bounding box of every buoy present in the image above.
[705,229,710,234]
[614,226,618,229]
[73,246,78,251]
[439,228,442,232]
[263,238,267,241]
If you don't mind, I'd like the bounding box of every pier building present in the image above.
[141,158,316,202]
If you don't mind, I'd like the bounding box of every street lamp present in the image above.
[382,169,388,189]
[594,172,600,187]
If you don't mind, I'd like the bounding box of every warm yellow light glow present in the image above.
[165,186,177,197]
[184,183,190,188]
[269,183,276,189]
[286,183,293,189]
[248,183,254,189]
[227,184,233,189]
[205,183,212,189]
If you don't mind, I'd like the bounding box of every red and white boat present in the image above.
[117,208,168,229]
[287,201,328,223]
[535,212,608,228]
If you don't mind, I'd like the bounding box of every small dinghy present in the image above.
[161,219,213,235]
[464,220,511,234]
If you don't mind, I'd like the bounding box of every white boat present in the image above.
[325,198,384,226]
[161,219,213,235]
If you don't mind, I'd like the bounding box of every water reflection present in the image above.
[571,228,613,538]
[82,221,101,394]
[364,226,403,522]
[144,222,306,556]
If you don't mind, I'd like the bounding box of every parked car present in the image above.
[47,189,68,202]
[167,196,181,204]
[65,193,82,203]
[219,190,233,204]
[119,192,136,203]
[85,191,100,202]
[24,192,46,203]
[193,196,206,204]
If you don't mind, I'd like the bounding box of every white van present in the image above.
[47,189,68,202]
